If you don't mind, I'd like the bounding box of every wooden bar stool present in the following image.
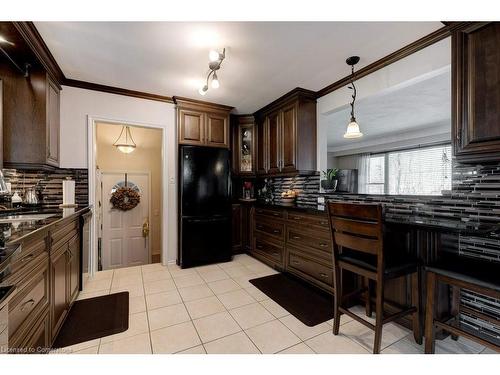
[424,255,500,353]
[327,202,422,354]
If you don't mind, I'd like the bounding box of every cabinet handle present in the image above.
[272,229,280,234]
[272,252,279,256]
[319,243,327,247]
[292,235,301,240]
[20,299,35,312]
[291,260,300,264]
[256,225,263,230]
[272,212,279,217]
[319,221,328,225]
[319,273,328,278]
[256,244,264,250]
[21,254,34,262]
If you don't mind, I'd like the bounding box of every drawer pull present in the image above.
[272,229,280,234]
[20,299,36,312]
[256,245,264,250]
[319,273,328,278]
[291,260,300,264]
[272,213,279,216]
[256,225,263,229]
[319,221,328,225]
[292,235,301,240]
[272,252,279,256]
[21,254,34,262]
[257,210,263,213]
[319,243,328,247]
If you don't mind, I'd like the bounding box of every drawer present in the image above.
[254,208,284,219]
[287,227,332,255]
[51,219,78,250]
[287,212,330,230]
[11,235,48,276]
[288,250,333,287]
[9,262,49,341]
[254,219,285,241]
[253,236,283,264]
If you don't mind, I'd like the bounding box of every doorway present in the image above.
[95,122,163,270]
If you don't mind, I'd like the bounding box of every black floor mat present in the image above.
[249,273,333,327]
[52,292,129,349]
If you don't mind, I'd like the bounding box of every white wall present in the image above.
[60,86,177,265]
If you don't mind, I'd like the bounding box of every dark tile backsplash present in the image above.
[265,161,500,342]
[2,167,88,209]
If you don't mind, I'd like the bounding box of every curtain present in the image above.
[356,153,370,194]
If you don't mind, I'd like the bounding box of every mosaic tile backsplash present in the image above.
[264,161,500,343]
[2,168,89,208]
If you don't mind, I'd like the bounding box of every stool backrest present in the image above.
[327,202,384,262]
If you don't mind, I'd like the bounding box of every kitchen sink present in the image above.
[0,214,56,223]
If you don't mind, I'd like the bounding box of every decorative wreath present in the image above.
[110,187,141,211]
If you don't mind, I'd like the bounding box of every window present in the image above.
[367,144,452,195]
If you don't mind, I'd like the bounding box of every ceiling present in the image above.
[326,67,451,151]
[34,22,443,113]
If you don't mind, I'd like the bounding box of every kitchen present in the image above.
[0,2,499,373]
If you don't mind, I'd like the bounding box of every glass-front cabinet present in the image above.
[232,115,256,175]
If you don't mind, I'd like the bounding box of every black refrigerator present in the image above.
[178,145,232,268]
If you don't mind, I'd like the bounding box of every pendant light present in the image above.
[344,56,363,139]
[113,125,136,154]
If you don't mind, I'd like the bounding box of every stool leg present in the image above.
[373,279,384,354]
[412,269,423,345]
[333,267,342,335]
[450,285,461,341]
[365,278,372,317]
[424,271,437,354]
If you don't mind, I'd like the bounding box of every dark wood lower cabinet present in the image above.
[50,244,69,341]
[6,213,87,353]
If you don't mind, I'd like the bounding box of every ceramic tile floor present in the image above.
[54,254,492,354]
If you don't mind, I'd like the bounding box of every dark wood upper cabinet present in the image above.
[254,88,317,176]
[267,110,281,174]
[256,118,268,175]
[231,115,256,175]
[453,22,500,163]
[175,97,232,149]
[1,65,60,169]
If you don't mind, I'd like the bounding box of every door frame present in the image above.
[88,116,172,276]
[100,169,152,269]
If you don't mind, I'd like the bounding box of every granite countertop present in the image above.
[0,206,92,246]
[254,201,500,235]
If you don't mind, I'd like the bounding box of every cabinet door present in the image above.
[178,108,205,146]
[206,112,229,148]
[281,102,298,173]
[46,77,60,166]
[236,122,256,174]
[267,111,281,174]
[256,119,268,175]
[453,22,500,162]
[50,245,68,341]
[231,204,242,254]
[68,235,80,305]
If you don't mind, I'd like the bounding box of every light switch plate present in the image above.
[317,196,325,204]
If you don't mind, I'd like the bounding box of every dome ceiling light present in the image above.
[113,125,137,154]
[198,48,225,96]
[344,56,363,139]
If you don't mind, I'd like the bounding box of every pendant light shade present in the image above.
[113,125,136,154]
[344,120,363,138]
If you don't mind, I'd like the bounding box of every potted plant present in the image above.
[321,169,339,192]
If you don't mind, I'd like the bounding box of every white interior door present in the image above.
[101,172,150,270]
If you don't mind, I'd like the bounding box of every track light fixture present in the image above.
[198,48,225,96]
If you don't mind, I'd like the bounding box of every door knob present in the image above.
[142,219,150,238]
